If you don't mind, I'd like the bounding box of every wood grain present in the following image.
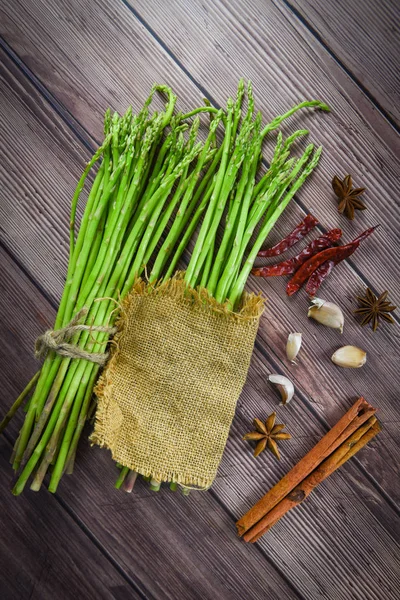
[218,353,400,599]
[0,47,89,302]
[287,0,400,125]
[127,0,400,500]
[1,0,400,597]
[1,0,400,303]
[0,449,142,599]
[0,0,203,141]
[1,246,399,600]
[132,0,400,303]
[0,248,299,600]
[0,105,398,598]
[245,269,400,504]
[1,0,399,504]
[0,407,142,600]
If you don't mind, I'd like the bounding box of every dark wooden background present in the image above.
[1,1,399,598]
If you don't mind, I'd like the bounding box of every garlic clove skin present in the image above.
[286,332,302,363]
[308,298,344,333]
[268,374,295,405]
[331,345,366,368]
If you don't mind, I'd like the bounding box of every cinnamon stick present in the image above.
[236,398,375,536]
[245,417,380,542]
[335,419,381,469]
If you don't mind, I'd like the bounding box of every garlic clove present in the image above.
[286,332,302,363]
[268,374,295,405]
[331,345,366,368]
[308,298,344,333]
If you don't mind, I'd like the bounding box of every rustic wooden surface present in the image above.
[1,1,399,598]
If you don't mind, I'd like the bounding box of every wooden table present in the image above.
[1,1,399,598]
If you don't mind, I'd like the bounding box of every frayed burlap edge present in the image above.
[90,273,265,486]
[122,272,265,322]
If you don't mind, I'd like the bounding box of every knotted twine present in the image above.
[91,275,264,489]
[35,308,117,366]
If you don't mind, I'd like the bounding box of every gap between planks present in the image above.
[276,0,399,133]
[1,3,398,596]
[0,36,95,152]
[207,487,305,599]
[0,429,149,600]
[0,47,305,589]
[0,245,303,600]
[253,337,400,517]
[1,17,397,325]
[129,0,399,305]
[128,0,399,134]
[0,223,325,599]
[121,0,400,322]
[1,7,399,513]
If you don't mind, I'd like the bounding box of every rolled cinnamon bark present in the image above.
[245,416,380,542]
[335,419,381,469]
[236,397,375,536]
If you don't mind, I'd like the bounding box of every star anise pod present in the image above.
[332,174,366,220]
[243,412,291,460]
[354,287,397,332]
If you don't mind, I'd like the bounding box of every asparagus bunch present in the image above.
[1,81,329,495]
[6,86,221,495]
[184,84,324,309]
[115,83,328,494]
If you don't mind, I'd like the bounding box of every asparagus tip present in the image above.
[316,101,330,112]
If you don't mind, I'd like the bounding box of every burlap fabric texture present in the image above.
[91,275,264,488]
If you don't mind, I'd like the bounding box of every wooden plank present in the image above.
[125,0,400,501]
[217,352,400,599]
[0,62,398,594]
[60,448,399,600]
[1,1,400,595]
[286,0,400,126]
[245,267,400,505]
[0,454,141,600]
[0,47,89,302]
[1,246,399,599]
[0,417,142,599]
[0,248,300,600]
[67,345,400,599]
[132,0,400,303]
[0,3,201,303]
[1,0,399,303]
[0,248,149,600]
[1,66,398,593]
[0,0,202,141]
[1,0,399,505]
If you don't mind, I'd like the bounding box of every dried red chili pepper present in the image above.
[287,226,377,296]
[305,260,335,296]
[252,229,342,278]
[258,214,318,257]
[305,225,378,295]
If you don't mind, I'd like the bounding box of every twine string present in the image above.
[35,308,117,366]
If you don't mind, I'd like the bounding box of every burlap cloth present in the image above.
[91,276,264,488]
